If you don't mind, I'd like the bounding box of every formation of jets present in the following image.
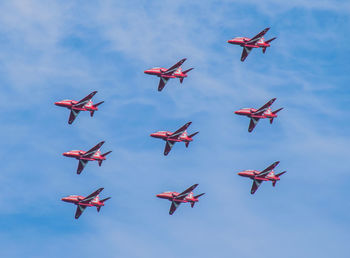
[56,27,285,219]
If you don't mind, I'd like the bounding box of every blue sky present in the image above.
[0,0,349,257]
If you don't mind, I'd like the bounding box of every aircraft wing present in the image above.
[74,91,97,108]
[241,47,252,62]
[75,205,87,219]
[177,184,198,200]
[169,201,181,215]
[158,77,170,91]
[81,188,104,203]
[253,98,276,116]
[68,109,80,124]
[259,161,280,177]
[164,140,176,156]
[248,117,260,132]
[246,28,270,45]
[171,122,192,138]
[163,58,187,75]
[77,160,88,174]
[82,141,105,158]
[251,179,263,194]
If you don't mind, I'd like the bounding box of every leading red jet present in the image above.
[150,122,199,156]
[55,91,104,124]
[234,98,283,132]
[63,141,112,174]
[144,58,194,91]
[156,184,205,215]
[227,27,276,61]
[237,161,286,194]
[62,187,111,219]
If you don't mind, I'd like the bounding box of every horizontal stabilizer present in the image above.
[276,171,286,177]
[189,131,199,138]
[272,107,283,114]
[194,193,205,199]
[101,151,112,157]
[183,68,194,74]
[100,197,111,203]
[265,37,277,44]
[94,101,104,107]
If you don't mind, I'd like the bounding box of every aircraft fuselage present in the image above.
[144,68,188,79]
[62,150,106,161]
[234,108,278,119]
[150,131,193,142]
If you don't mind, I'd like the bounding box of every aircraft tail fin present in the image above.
[97,197,111,212]
[185,131,199,148]
[90,101,104,117]
[179,68,193,84]
[262,37,276,53]
[270,108,283,124]
[273,171,286,187]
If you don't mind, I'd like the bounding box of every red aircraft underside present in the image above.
[62,187,111,219]
[150,122,199,155]
[237,161,286,194]
[227,27,276,61]
[63,141,112,174]
[234,98,283,132]
[55,91,104,124]
[144,58,194,91]
[156,184,205,215]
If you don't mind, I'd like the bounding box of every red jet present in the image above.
[238,161,286,194]
[227,27,276,61]
[55,91,104,124]
[63,141,112,174]
[156,184,205,215]
[62,187,111,219]
[235,98,283,132]
[150,122,199,156]
[144,58,194,91]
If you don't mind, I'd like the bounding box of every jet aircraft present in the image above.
[55,91,104,124]
[150,122,199,156]
[63,141,112,174]
[144,58,194,91]
[227,27,276,61]
[156,184,205,215]
[234,98,283,132]
[62,187,111,219]
[237,161,286,194]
